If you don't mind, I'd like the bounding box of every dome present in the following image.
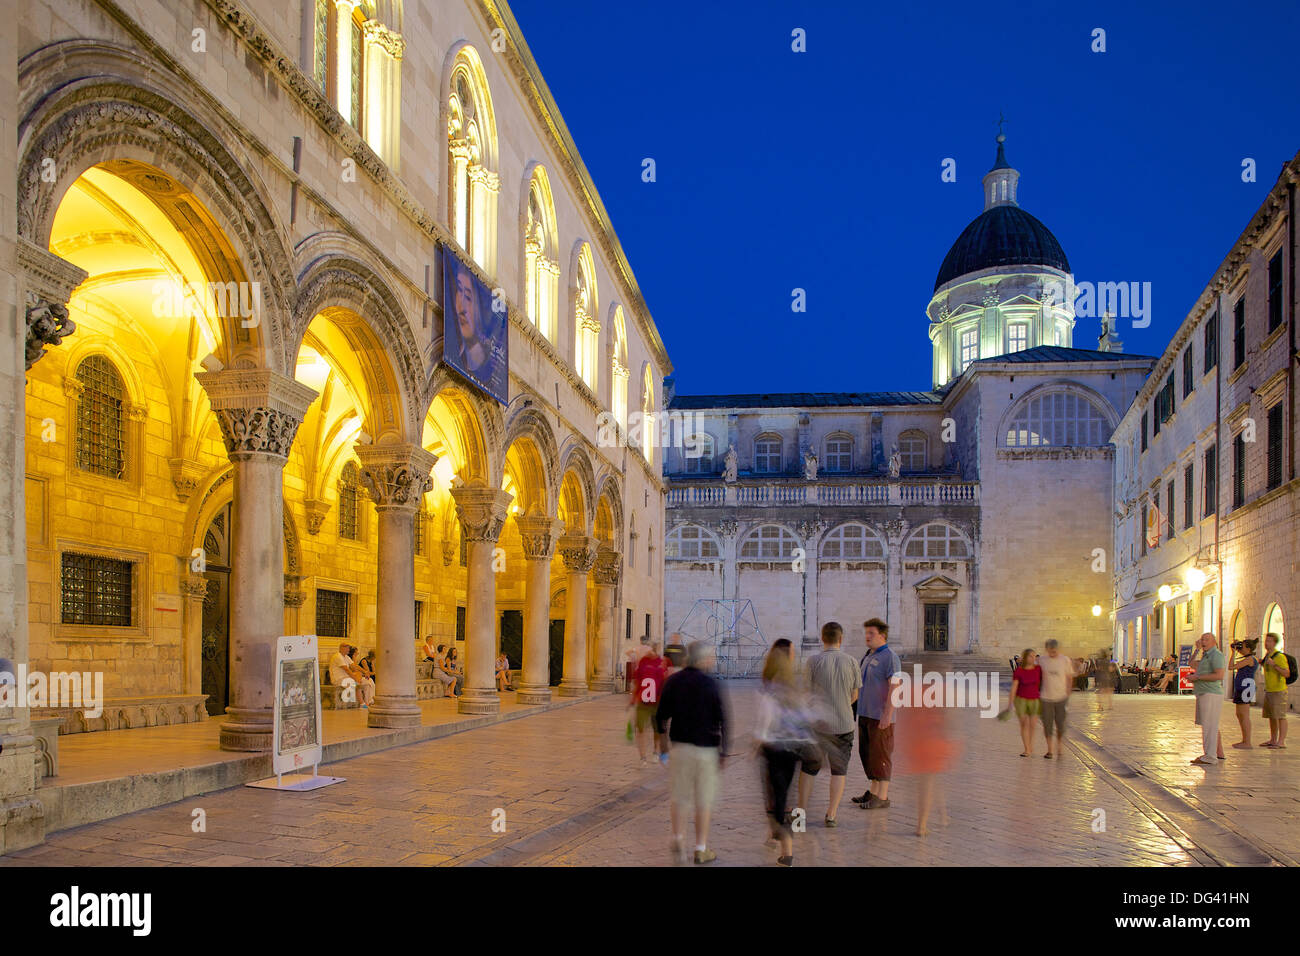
[933,204,1070,291]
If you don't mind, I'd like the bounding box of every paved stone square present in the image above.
[1,685,1292,867]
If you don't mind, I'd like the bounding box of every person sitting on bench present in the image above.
[329,642,375,707]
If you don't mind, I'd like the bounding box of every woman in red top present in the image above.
[1008,647,1043,757]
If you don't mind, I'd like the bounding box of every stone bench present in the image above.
[32,695,209,734]
[32,716,62,780]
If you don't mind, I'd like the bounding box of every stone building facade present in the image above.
[3,0,670,851]
[1111,150,1298,708]
[664,142,1153,665]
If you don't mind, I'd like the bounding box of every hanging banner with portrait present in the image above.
[441,245,509,405]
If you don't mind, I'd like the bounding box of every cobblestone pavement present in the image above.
[2,684,1291,867]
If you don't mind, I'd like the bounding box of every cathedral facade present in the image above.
[663,139,1154,665]
[3,0,669,851]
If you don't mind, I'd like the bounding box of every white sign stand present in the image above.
[247,634,344,792]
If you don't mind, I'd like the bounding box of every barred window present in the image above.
[413,507,426,556]
[665,524,720,560]
[903,523,969,559]
[823,435,852,473]
[74,355,127,479]
[61,551,133,626]
[899,431,928,471]
[316,588,350,638]
[1004,390,1110,447]
[338,462,360,540]
[821,524,885,560]
[739,525,799,559]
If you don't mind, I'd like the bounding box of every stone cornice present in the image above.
[195,368,319,420]
[18,238,89,304]
[996,447,1114,462]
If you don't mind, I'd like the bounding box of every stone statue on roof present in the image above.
[723,444,738,483]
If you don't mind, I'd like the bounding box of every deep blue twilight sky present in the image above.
[510,0,1300,396]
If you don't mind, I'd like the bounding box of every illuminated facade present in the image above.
[663,142,1153,663]
[2,0,670,852]
[1111,151,1298,700]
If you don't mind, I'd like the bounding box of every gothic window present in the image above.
[74,355,127,479]
[61,551,133,626]
[666,524,720,560]
[959,327,978,372]
[898,430,928,472]
[574,245,599,390]
[820,523,885,560]
[610,305,629,431]
[1003,389,1111,447]
[684,434,715,474]
[312,1,367,129]
[754,434,782,473]
[316,588,350,638]
[338,461,361,540]
[524,169,559,342]
[822,434,852,473]
[1008,322,1029,353]
[641,366,655,464]
[739,525,800,559]
[903,523,970,559]
[448,51,497,270]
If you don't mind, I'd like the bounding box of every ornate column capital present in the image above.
[20,238,88,372]
[515,514,565,560]
[181,573,210,602]
[592,546,622,587]
[558,533,599,574]
[362,19,405,58]
[355,443,436,511]
[195,368,318,462]
[304,498,331,535]
[450,486,512,543]
[168,458,207,501]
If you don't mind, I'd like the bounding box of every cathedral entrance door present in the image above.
[923,603,949,652]
[200,504,233,716]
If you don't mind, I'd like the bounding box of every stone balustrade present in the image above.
[666,477,979,507]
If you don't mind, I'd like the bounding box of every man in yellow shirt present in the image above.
[1260,632,1290,748]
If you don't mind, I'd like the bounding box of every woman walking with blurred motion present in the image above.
[754,638,813,867]
[1008,648,1043,757]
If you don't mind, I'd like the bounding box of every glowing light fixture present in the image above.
[1186,567,1207,592]
[1091,604,1102,617]
[1157,584,1174,603]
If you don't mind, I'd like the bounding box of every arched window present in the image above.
[823,434,852,473]
[610,305,629,432]
[739,525,800,559]
[821,523,885,560]
[684,433,715,474]
[754,434,782,473]
[312,0,365,126]
[311,0,403,161]
[641,365,655,464]
[524,168,559,341]
[1004,388,1111,447]
[899,430,929,472]
[74,355,127,479]
[448,50,498,270]
[574,244,600,390]
[338,461,361,541]
[904,523,970,559]
[666,524,721,560]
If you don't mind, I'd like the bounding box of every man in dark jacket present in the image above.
[655,640,728,864]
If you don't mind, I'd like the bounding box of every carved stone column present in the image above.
[590,546,621,692]
[514,514,564,704]
[357,443,435,728]
[451,486,512,715]
[196,369,317,751]
[557,533,598,697]
[180,572,210,698]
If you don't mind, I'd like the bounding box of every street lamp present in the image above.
[1157,584,1173,603]
[1091,604,1102,617]
[1186,567,1207,592]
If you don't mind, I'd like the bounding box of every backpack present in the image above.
[1284,652,1299,686]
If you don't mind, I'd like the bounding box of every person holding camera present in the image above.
[1228,638,1260,749]
[1260,632,1290,748]
[1189,632,1226,765]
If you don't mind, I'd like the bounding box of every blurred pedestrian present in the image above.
[755,638,814,866]
[1260,633,1291,748]
[1038,639,1074,759]
[798,621,860,827]
[1189,632,1227,765]
[853,618,900,809]
[896,703,958,836]
[629,642,669,766]
[655,641,729,864]
[1008,647,1042,757]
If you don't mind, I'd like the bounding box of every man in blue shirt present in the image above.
[852,618,901,809]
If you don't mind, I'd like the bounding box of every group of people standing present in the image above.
[1187,631,1290,763]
